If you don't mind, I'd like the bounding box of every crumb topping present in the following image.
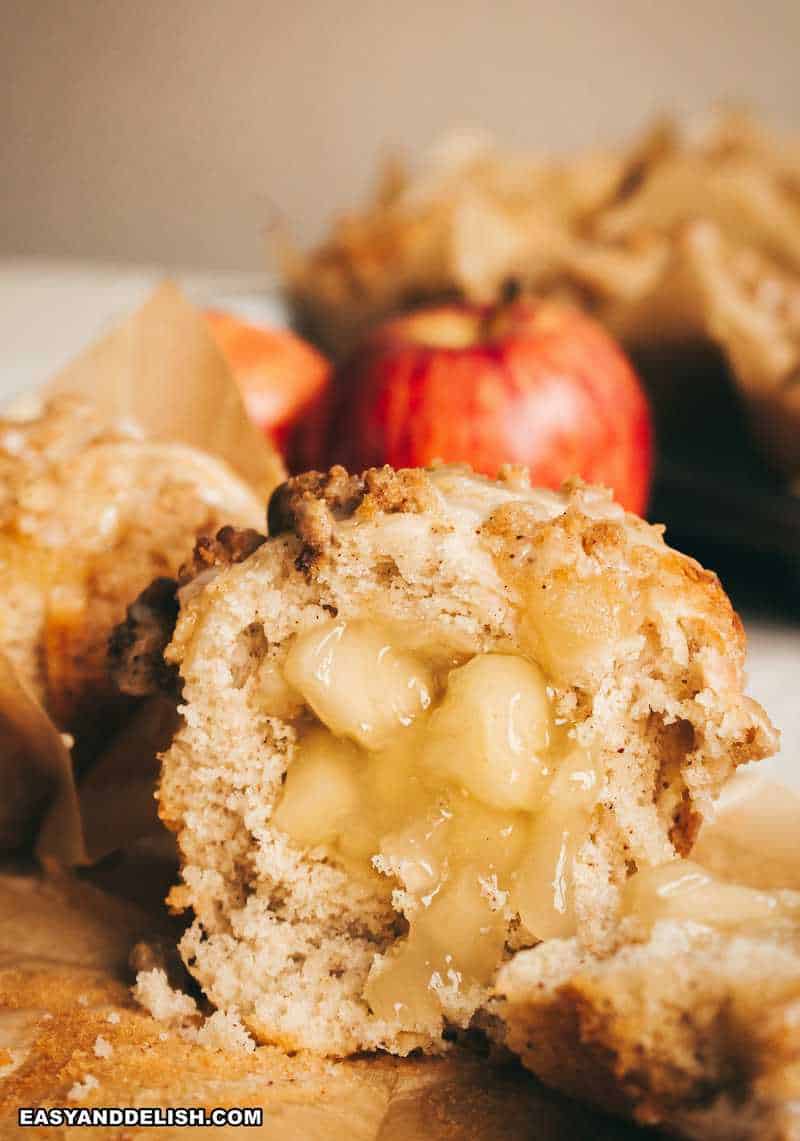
[268,465,437,572]
[177,525,267,586]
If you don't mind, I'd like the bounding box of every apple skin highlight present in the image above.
[206,309,330,454]
[303,300,653,515]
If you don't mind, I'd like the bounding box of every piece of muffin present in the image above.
[495,877,800,1141]
[138,462,776,1057]
[0,395,266,756]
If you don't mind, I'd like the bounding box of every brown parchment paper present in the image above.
[0,654,81,864]
[0,865,643,1140]
[36,698,182,869]
[0,283,286,869]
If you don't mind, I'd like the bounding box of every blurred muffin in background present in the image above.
[286,112,800,483]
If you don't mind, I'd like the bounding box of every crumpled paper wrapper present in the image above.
[43,283,284,497]
[0,654,83,860]
[0,283,285,868]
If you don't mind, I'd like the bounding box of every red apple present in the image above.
[206,309,330,453]
[305,300,653,514]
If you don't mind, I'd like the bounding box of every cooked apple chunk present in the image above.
[270,727,363,847]
[283,619,434,749]
[153,463,776,1056]
[509,749,598,941]
[422,654,552,811]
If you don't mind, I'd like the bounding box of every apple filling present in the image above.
[622,860,800,934]
[272,618,598,1030]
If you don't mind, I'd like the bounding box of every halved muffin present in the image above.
[0,395,265,754]
[147,463,775,1056]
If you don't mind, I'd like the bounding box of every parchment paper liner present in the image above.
[0,283,285,867]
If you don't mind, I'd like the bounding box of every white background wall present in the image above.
[2,0,799,270]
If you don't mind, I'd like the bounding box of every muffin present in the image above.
[496,870,800,1141]
[127,463,775,1056]
[0,395,265,755]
